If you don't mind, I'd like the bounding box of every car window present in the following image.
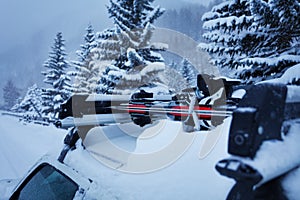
[10,164,78,200]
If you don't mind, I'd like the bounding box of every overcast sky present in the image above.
[0,0,108,54]
[0,0,211,53]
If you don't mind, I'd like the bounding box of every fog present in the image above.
[0,0,212,104]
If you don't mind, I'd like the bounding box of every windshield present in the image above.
[10,164,78,200]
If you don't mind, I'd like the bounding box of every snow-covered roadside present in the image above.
[0,112,65,180]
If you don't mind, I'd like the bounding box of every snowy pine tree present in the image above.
[72,25,99,94]
[12,84,43,117]
[95,28,121,61]
[97,64,125,94]
[41,32,72,118]
[114,48,165,94]
[201,0,300,83]
[107,0,164,55]
[164,67,189,92]
[93,0,165,66]
[179,58,197,87]
[200,0,254,73]
[2,79,21,110]
[76,24,97,65]
[93,0,166,94]
[239,0,300,83]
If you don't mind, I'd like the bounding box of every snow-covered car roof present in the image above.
[61,119,233,199]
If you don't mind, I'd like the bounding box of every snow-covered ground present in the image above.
[0,113,66,180]
[2,98,300,199]
[0,112,234,199]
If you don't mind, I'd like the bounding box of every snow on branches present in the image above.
[92,0,166,94]
[200,0,254,73]
[41,32,72,118]
[12,84,43,117]
[72,25,100,94]
[201,0,300,84]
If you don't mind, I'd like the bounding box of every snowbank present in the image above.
[0,111,234,199]
[0,113,65,180]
